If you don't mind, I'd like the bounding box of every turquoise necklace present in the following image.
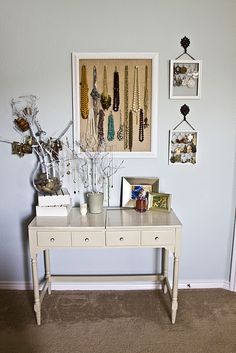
[107,111,115,141]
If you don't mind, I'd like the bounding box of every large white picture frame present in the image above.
[72,52,159,158]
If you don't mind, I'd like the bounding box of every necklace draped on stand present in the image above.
[101,66,111,111]
[124,65,129,149]
[107,111,115,141]
[132,66,141,125]
[90,65,100,132]
[113,66,120,112]
[80,65,89,119]
[144,65,149,129]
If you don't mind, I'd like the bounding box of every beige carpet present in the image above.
[0,289,236,353]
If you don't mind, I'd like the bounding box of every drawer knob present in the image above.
[85,237,89,242]
[119,237,124,241]
[50,237,55,243]
[155,236,159,241]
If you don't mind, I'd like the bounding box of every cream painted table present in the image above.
[28,208,182,325]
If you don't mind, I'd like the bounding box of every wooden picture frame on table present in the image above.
[72,52,159,158]
[121,177,159,208]
[149,192,172,213]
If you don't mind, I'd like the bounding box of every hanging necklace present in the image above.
[85,108,97,147]
[117,110,124,141]
[113,66,120,111]
[107,111,115,141]
[139,109,144,142]
[80,65,89,119]
[101,66,111,110]
[90,65,100,131]
[132,66,141,125]
[97,109,105,146]
[129,110,133,152]
[143,65,149,129]
[124,65,129,149]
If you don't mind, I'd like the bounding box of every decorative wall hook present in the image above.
[176,36,195,60]
[173,105,195,130]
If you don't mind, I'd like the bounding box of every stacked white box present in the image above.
[36,188,72,216]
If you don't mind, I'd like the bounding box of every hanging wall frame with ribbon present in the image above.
[169,37,202,99]
[169,105,198,165]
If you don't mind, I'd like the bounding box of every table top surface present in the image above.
[28,207,182,230]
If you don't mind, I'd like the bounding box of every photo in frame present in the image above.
[169,130,198,165]
[72,52,159,158]
[169,60,202,99]
[121,177,159,208]
[149,192,171,212]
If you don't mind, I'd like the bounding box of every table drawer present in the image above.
[72,231,105,247]
[141,229,175,246]
[106,231,140,246]
[37,231,71,247]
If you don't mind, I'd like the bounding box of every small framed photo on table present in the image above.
[149,193,171,213]
[170,60,202,99]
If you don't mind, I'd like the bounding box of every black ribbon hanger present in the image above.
[175,36,195,60]
[173,105,195,131]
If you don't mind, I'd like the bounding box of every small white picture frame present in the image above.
[169,60,202,99]
[169,130,198,165]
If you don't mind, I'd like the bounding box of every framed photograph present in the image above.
[149,192,171,212]
[169,130,198,165]
[121,177,159,208]
[72,52,159,158]
[169,60,202,99]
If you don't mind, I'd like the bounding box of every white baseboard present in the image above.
[0,279,230,291]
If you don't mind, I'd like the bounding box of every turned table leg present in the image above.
[44,249,51,294]
[172,254,179,324]
[162,248,169,294]
[31,254,41,325]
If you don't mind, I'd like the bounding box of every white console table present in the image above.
[28,208,182,325]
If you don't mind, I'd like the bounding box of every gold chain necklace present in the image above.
[132,66,141,125]
[80,65,89,119]
[124,65,129,149]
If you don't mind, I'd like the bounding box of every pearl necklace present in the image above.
[124,65,129,149]
[132,66,141,125]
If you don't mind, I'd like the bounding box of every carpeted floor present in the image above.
[0,289,236,353]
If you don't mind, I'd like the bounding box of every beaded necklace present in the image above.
[129,110,133,152]
[132,66,141,125]
[101,66,111,110]
[124,65,129,149]
[117,110,124,141]
[144,65,149,128]
[80,65,89,119]
[97,109,105,146]
[90,65,100,131]
[113,66,120,112]
[139,109,144,142]
[107,111,115,141]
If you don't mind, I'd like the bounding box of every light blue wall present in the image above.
[0,0,235,285]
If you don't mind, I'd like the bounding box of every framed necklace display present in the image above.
[170,59,202,99]
[72,52,159,158]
